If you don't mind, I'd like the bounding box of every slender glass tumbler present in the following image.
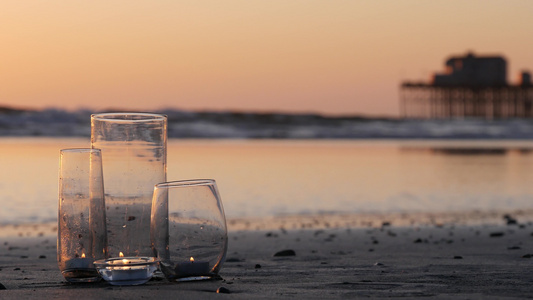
[91,113,167,258]
[57,148,107,283]
[151,179,228,281]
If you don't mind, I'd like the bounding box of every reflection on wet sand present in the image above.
[430,148,533,155]
[399,140,533,155]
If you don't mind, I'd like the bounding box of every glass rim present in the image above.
[91,112,167,122]
[60,148,101,154]
[155,179,216,189]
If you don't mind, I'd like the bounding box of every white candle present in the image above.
[94,254,158,285]
[64,254,93,270]
[175,257,210,277]
[110,266,148,282]
[107,256,151,282]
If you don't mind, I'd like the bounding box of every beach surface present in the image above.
[1,212,533,299]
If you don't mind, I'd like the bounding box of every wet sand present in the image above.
[1,212,533,299]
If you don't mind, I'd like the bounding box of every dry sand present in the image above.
[1,211,533,299]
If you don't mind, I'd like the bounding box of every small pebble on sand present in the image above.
[216,287,230,294]
[273,249,296,257]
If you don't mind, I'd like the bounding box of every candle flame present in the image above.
[81,253,86,258]
[119,252,124,257]
[190,257,194,263]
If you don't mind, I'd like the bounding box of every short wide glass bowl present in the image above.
[94,256,159,286]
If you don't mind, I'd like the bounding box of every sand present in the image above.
[1,212,533,299]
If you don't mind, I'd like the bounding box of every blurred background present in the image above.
[2,0,532,117]
[1,1,533,225]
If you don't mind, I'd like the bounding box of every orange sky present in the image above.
[1,1,532,117]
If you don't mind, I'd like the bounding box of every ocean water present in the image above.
[3,108,533,139]
[1,137,533,225]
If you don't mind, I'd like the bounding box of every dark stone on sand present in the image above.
[265,232,278,237]
[413,238,423,243]
[127,216,136,221]
[507,246,521,250]
[382,221,391,227]
[453,256,463,259]
[13,268,20,271]
[217,287,231,294]
[314,230,325,236]
[490,232,505,237]
[255,264,261,269]
[373,262,384,266]
[38,255,46,259]
[0,283,5,290]
[503,214,518,225]
[150,275,164,281]
[273,249,296,257]
[20,256,28,259]
[522,254,533,258]
[226,258,244,263]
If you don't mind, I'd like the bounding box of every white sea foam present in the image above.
[2,108,533,139]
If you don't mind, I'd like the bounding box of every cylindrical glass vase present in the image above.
[91,113,167,258]
[57,148,107,283]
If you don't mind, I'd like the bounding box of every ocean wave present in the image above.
[2,107,533,139]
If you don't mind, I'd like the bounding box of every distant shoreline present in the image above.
[2,107,533,139]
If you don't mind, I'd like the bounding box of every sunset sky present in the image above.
[1,1,532,117]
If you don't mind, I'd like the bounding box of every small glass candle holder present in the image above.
[151,179,228,281]
[57,148,107,283]
[94,255,159,286]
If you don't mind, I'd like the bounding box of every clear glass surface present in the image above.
[57,148,107,283]
[91,113,167,258]
[151,179,228,281]
[94,256,159,286]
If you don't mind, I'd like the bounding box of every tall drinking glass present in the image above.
[57,148,107,283]
[91,113,167,258]
[151,179,228,281]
